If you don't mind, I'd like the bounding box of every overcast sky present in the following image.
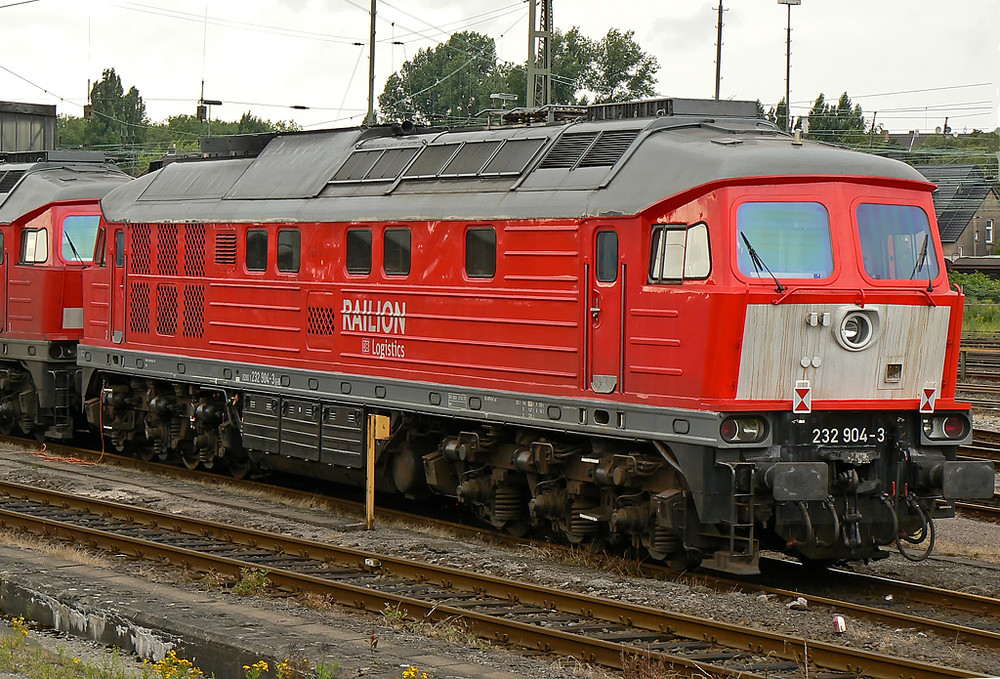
[1,0,997,134]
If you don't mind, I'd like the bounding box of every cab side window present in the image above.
[465,227,496,278]
[246,228,268,271]
[383,227,411,276]
[649,222,710,283]
[596,230,618,282]
[277,229,300,273]
[20,228,48,264]
[346,228,372,275]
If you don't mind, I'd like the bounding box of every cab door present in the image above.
[587,228,622,394]
[111,229,126,344]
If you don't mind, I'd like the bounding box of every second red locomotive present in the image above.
[0,150,131,439]
[77,99,993,572]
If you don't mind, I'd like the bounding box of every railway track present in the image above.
[4,439,1000,675]
[0,477,985,679]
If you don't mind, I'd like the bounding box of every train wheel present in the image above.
[227,455,253,480]
[181,453,200,470]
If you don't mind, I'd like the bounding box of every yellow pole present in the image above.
[366,413,390,531]
[366,418,375,530]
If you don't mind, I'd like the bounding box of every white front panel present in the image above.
[736,304,950,401]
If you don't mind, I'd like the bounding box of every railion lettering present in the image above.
[341,298,407,335]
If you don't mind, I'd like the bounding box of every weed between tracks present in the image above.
[380,603,489,649]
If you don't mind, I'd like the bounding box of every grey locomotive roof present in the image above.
[101,114,930,224]
[0,152,131,224]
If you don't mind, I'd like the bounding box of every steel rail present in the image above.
[6,440,1000,654]
[0,480,981,679]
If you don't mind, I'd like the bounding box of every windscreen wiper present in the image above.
[63,231,86,266]
[740,232,785,293]
[909,233,933,292]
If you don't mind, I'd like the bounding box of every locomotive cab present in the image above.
[653,179,995,569]
[0,151,130,438]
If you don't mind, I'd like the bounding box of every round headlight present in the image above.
[839,311,875,350]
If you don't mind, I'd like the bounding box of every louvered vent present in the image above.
[215,232,237,265]
[538,130,639,169]
[183,284,205,338]
[157,224,178,276]
[132,224,152,275]
[578,130,639,167]
[308,307,337,336]
[537,133,599,169]
[0,170,26,194]
[184,224,206,277]
[129,282,150,334]
[157,284,178,336]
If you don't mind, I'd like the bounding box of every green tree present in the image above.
[57,115,88,148]
[378,31,500,125]
[580,28,658,104]
[805,92,867,144]
[84,68,148,167]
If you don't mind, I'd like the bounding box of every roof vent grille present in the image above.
[0,170,26,194]
[578,130,640,167]
[538,133,598,169]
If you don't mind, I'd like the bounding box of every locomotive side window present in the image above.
[466,227,496,278]
[649,223,710,282]
[384,227,411,276]
[736,202,832,279]
[62,215,101,263]
[246,228,268,271]
[346,228,372,275]
[20,228,48,264]
[596,231,618,282]
[856,204,938,281]
[115,231,124,268]
[277,229,300,273]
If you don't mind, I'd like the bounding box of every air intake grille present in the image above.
[579,130,639,167]
[184,223,206,277]
[538,133,598,169]
[538,130,639,169]
[132,224,151,274]
[157,284,177,336]
[215,232,237,265]
[157,224,178,276]
[0,170,25,194]
[308,306,337,336]
[129,282,150,334]
[183,284,204,338]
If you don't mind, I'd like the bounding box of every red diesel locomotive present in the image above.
[0,151,131,439]
[79,99,993,572]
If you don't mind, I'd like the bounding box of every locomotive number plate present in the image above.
[791,414,887,448]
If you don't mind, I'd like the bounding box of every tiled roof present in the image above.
[915,164,996,243]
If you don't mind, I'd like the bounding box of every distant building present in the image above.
[915,164,1000,259]
[0,101,56,152]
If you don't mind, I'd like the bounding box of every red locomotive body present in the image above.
[80,100,993,571]
[0,151,131,438]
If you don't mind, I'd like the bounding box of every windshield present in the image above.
[62,215,101,263]
[856,204,938,281]
[736,202,833,279]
